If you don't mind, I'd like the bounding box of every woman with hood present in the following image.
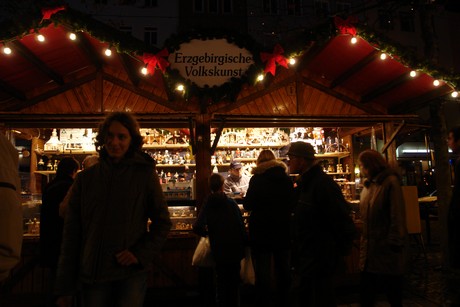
[244,149,294,307]
[358,149,407,307]
[193,173,246,307]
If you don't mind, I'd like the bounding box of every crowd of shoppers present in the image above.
[20,115,460,307]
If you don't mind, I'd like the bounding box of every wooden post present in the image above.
[383,122,398,168]
[430,100,451,265]
[194,113,211,208]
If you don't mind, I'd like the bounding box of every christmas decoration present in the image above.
[41,6,66,22]
[260,44,289,76]
[334,16,358,36]
[143,49,170,74]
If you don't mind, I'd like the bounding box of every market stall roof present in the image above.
[0,7,458,130]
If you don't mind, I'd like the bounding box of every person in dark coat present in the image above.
[358,149,407,307]
[54,112,171,307]
[288,141,356,307]
[193,173,246,307]
[40,157,80,306]
[447,126,460,306]
[243,149,294,307]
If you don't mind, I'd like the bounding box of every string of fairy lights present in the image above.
[1,21,458,100]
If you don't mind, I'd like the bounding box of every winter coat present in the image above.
[291,164,355,276]
[0,134,22,282]
[448,157,460,269]
[40,175,74,269]
[193,192,246,264]
[54,152,171,295]
[359,169,407,275]
[244,160,294,251]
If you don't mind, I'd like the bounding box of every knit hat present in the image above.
[287,142,316,159]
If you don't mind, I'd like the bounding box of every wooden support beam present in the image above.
[301,77,383,115]
[361,72,410,104]
[381,120,405,154]
[2,73,97,111]
[210,75,296,114]
[330,50,378,89]
[0,79,26,101]
[390,85,451,114]
[210,118,226,155]
[382,122,398,167]
[118,53,141,87]
[75,32,103,69]
[95,70,103,112]
[10,40,64,85]
[102,73,185,112]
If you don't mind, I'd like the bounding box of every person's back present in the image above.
[0,133,22,282]
[193,173,245,307]
[40,157,79,269]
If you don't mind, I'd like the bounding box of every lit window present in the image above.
[144,26,158,46]
[263,0,279,15]
[287,0,302,16]
[119,26,132,36]
[400,11,415,32]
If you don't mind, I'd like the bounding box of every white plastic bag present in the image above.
[192,236,215,267]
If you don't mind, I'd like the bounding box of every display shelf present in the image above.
[34,171,55,175]
[143,144,190,150]
[156,163,195,168]
[216,143,289,149]
[316,152,350,159]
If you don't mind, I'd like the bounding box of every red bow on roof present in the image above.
[334,16,358,36]
[41,6,66,22]
[260,44,288,76]
[143,49,170,74]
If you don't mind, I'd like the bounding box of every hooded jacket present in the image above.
[55,152,171,295]
[359,168,407,275]
[193,192,246,264]
[244,159,294,251]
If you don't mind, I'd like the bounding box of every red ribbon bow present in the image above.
[143,49,170,74]
[41,6,66,22]
[334,16,358,36]
[260,44,288,76]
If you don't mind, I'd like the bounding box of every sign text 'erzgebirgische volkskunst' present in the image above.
[169,39,254,87]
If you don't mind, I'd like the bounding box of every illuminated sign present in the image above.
[168,39,254,87]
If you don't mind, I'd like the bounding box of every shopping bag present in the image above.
[192,236,215,267]
[240,247,255,285]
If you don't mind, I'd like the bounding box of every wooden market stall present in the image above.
[0,5,458,295]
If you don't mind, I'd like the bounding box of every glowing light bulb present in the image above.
[350,37,358,44]
[410,70,417,78]
[433,79,440,87]
[37,34,45,42]
[176,84,185,92]
[69,33,77,40]
[141,67,148,75]
[104,48,112,57]
[3,46,11,55]
[452,91,459,98]
[289,58,296,65]
[380,53,387,60]
[257,74,264,82]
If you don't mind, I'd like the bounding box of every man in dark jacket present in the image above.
[288,141,356,307]
[447,126,460,306]
[40,157,79,307]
